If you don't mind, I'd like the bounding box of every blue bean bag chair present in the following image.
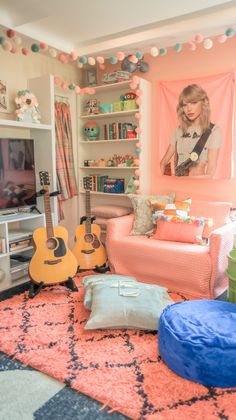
[158,300,236,387]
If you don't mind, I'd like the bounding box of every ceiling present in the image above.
[0,0,236,56]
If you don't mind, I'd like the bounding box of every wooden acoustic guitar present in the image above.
[29,171,78,294]
[73,177,107,270]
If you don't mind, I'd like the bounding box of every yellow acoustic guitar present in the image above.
[73,177,107,270]
[29,171,78,296]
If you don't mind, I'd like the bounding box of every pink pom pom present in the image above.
[132,75,139,84]
[10,44,18,54]
[218,34,227,43]
[96,56,104,64]
[133,180,140,187]
[189,42,196,51]
[61,81,68,90]
[22,47,29,56]
[40,43,48,51]
[135,89,143,96]
[129,82,137,90]
[70,51,78,61]
[54,76,61,86]
[116,51,125,61]
[136,97,142,106]
[136,142,141,148]
[135,112,142,120]
[6,29,16,38]
[135,169,141,177]
[75,86,81,94]
[134,159,140,166]
[129,55,138,63]
[194,33,204,43]
[135,127,142,134]
[59,53,67,63]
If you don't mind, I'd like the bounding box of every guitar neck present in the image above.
[44,188,54,238]
[85,190,92,234]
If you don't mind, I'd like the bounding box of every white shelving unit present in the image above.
[0,74,57,292]
[0,213,45,291]
[77,78,152,218]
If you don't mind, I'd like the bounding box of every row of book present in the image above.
[83,176,125,193]
[103,122,137,140]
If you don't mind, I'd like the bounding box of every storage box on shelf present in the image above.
[0,74,57,292]
[77,79,152,219]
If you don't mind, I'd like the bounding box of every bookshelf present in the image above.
[77,78,152,218]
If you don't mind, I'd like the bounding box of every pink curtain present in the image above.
[156,72,234,179]
[55,102,78,219]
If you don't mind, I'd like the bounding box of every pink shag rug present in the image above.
[0,274,235,420]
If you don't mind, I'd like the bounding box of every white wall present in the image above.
[0,49,81,247]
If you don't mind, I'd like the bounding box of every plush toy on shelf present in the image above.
[15,89,41,124]
[84,121,100,140]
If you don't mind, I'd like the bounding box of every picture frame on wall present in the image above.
[0,80,9,113]
[85,68,97,86]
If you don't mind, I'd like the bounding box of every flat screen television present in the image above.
[0,138,37,212]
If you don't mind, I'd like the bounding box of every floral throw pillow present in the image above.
[128,193,175,235]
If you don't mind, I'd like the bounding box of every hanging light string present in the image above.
[1,26,235,93]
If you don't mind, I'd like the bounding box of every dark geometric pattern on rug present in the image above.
[0,275,235,420]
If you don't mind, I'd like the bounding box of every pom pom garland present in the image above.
[31,43,40,53]
[135,169,141,177]
[116,51,125,61]
[203,38,213,50]
[135,51,143,60]
[40,42,48,51]
[225,28,235,38]
[109,55,118,64]
[0,36,5,45]
[49,48,57,58]
[194,33,204,43]
[218,34,227,43]
[6,29,16,38]
[88,56,96,65]
[21,47,29,56]
[159,47,167,56]
[96,56,105,64]
[174,43,182,52]
[150,47,159,57]
[10,44,18,54]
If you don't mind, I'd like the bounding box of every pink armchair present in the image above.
[105,203,236,298]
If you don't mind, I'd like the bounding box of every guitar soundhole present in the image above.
[46,237,58,250]
[85,234,94,243]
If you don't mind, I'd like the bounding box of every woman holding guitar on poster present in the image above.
[160,84,222,178]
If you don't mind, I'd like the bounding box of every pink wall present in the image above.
[97,36,236,205]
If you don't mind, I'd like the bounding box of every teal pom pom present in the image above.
[79,55,87,64]
[135,148,141,154]
[159,47,167,56]
[174,43,182,52]
[109,55,118,64]
[0,36,5,45]
[225,28,235,38]
[31,43,40,53]
[136,51,143,60]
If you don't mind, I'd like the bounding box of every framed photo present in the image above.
[0,80,9,113]
[85,68,97,86]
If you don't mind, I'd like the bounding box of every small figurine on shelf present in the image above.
[84,121,100,140]
[15,89,41,123]
[84,99,100,115]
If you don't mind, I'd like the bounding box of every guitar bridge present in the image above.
[44,259,62,265]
